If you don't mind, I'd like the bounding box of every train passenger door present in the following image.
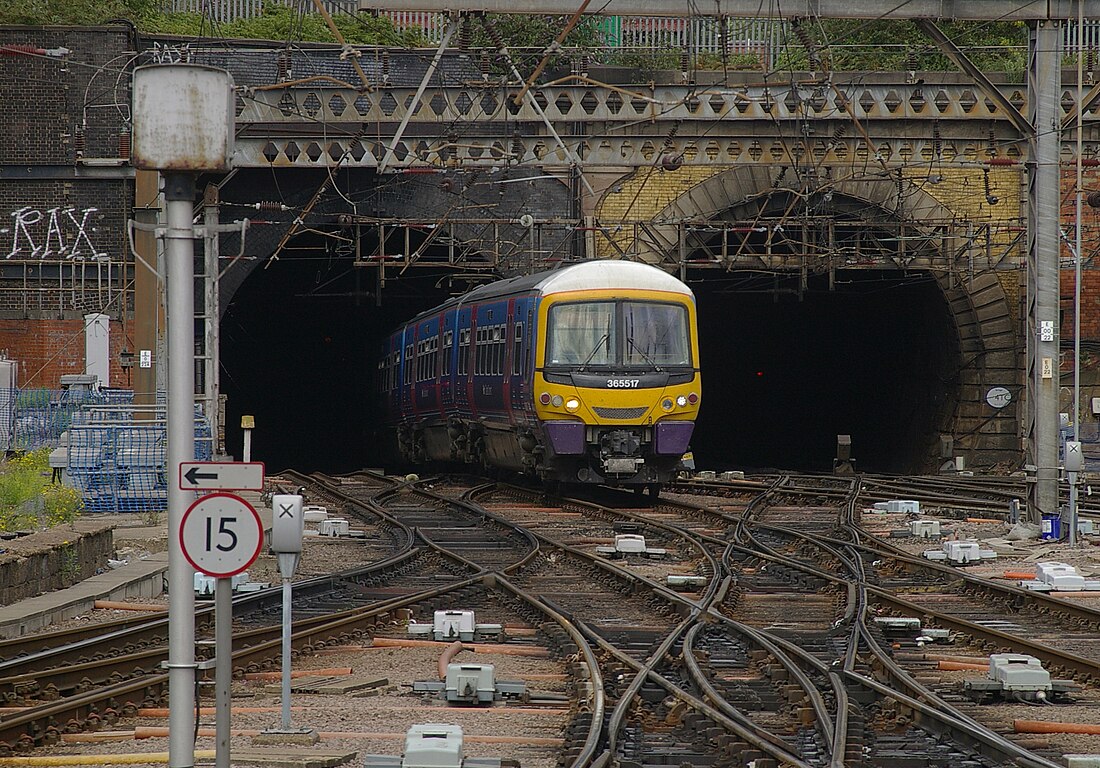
[509,299,530,420]
[400,326,415,421]
[440,311,455,415]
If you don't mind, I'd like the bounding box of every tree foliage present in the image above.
[0,0,416,46]
[0,2,1039,74]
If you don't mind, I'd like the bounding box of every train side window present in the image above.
[404,344,413,385]
[458,329,470,375]
[512,323,524,375]
[476,327,488,375]
[442,330,453,376]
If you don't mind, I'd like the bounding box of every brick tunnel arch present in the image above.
[639,165,1020,470]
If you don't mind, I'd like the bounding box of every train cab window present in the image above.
[622,302,690,366]
[512,323,524,375]
[546,300,690,369]
[546,301,615,366]
[442,330,453,376]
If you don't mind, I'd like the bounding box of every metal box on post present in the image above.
[131,65,235,172]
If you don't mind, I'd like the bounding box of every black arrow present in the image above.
[184,467,218,485]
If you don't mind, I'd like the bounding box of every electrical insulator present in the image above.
[118,130,130,160]
[74,127,85,158]
[255,201,285,212]
[479,51,490,79]
[1086,189,1100,208]
[458,16,472,50]
[277,49,291,81]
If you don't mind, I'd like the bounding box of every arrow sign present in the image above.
[179,461,265,491]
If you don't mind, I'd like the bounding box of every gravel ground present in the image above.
[859,509,1100,586]
[28,494,572,768]
[28,484,1100,766]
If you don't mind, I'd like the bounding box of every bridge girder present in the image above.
[234,80,1100,170]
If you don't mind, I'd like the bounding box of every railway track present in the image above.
[6,470,1100,767]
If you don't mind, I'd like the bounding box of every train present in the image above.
[378,259,701,495]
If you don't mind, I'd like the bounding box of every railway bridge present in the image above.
[2,3,1099,513]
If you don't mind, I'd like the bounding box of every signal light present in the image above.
[551,395,563,407]
[687,392,698,404]
[539,392,551,405]
[676,395,688,407]
[565,398,580,412]
[661,398,674,411]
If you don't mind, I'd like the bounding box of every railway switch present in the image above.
[317,518,350,537]
[872,499,921,514]
[364,724,501,768]
[414,664,526,705]
[667,574,708,590]
[923,540,996,565]
[1018,561,1100,592]
[907,519,942,538]
[963,653,1079,703]
[408,610,504,642]
[193,571,250,596]
[597,534,667,559]
[873,617,952,644]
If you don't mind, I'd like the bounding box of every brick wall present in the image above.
[0,27,135,334]
[1061,269,1100,341]
[0,26,134,163]
[0,317,129,388]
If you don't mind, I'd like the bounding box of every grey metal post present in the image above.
[165,172,198,768]
[1026,20,1062,524]
[215,576,233,768]
[281,574,293,729]
[1070,472,1079,545]
[1072,0,1084,548]
[203,187,222,457]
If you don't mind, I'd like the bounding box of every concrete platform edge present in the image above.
[0,552,168,638]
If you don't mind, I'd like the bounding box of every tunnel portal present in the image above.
[221,251,962,475]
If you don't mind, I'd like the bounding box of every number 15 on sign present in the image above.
[180,493,264,578]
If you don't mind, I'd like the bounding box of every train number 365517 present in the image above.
[606,379,640,388]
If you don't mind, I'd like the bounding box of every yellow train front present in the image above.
[380,260,701,496]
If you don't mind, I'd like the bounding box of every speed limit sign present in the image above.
[179,492,264,578]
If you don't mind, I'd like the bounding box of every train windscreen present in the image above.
[546,301,690,368]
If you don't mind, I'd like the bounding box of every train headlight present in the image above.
[676,395,688,408]
[539,392,552,405]
[565,398,580,412]
[661,398,674,411]
[551,395,563,407]
[688,392,698,404]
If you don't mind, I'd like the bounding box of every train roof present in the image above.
[468,260,693,302]
[401,260,692,328]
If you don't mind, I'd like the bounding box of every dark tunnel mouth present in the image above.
[219,258,960,477]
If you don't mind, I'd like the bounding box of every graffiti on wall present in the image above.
[3,207,107,261]
[150,41,192,64]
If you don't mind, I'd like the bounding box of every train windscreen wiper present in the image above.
[626,335,661,372]
[577,333,610,371]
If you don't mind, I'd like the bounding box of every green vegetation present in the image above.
[0,0,417,46]
[0,449,83,532]
[0,1,1040,75]
[773,19,1029,76]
